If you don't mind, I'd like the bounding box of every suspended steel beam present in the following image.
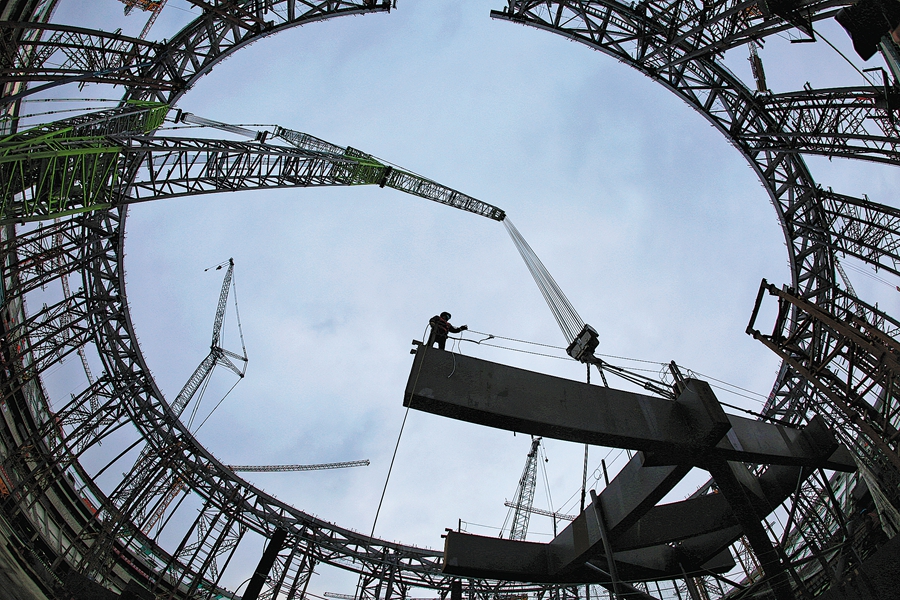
[404,345,854,470]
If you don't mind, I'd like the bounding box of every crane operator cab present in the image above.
[566,324,599,363]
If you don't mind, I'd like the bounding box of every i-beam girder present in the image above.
[403,345,852,600]
[2,0,899,598]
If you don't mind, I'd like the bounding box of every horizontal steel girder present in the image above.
[415,346,845,590]
[404,345,855,471]
[442,529,736,583]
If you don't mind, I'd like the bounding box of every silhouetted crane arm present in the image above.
[272,125,507,221]
[228,460,369,473]
[210,258,234,349]
[170,258,245,418]
[503,500,575,522]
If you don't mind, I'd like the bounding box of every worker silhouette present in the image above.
[427,312,467,350]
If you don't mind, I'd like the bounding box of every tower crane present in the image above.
[136,259,369,532]
[118,0,168,40]
[174,257,247,427]
[111,258,247,529]
[506,436,542,541]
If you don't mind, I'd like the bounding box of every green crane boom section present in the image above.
[0,107,505,224]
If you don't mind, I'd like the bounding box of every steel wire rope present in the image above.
[556,447,628,517]
[770,27,879,87]
[504,218,584,342]
[192,376,242,434]
[842,261,898,289]
[21,98,121,103]
[231,266,248,363]
[367,323,431,539]
[538,440,556,529]
[185,362,215,430]
[464,330,771,407]
[5,106,121,121]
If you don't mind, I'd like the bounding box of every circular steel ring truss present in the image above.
[493,0,900,478]
[2,0,900,598]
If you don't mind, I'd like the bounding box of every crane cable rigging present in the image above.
[503,218,585,343]
[503,218,682,398]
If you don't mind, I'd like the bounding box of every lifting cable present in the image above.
[499,219,777,405]
[503,219,673,396]
[504,218,585,343]
[368,323,432,538]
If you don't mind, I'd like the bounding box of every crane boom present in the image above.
[508,437,542,540]
[181,114,498,221]
[210,258,234,348]
[503,501,575,522]
[3,108,506,225]
[273,126,506,221]
[169,258,246,418]
[228,460,369,473]
[170,351,218,418]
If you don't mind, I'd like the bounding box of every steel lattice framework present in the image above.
[1,0,899,599]
[491,1,900,597]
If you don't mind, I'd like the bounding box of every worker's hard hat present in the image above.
[441,312,451,320]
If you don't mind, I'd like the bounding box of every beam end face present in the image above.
[676,379,733,448]
[442,531,551,581]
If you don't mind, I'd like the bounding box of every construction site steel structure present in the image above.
[1,0,900,599]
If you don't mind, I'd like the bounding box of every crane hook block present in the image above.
[566,324,599,363]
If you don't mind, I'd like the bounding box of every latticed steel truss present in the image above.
[1,1,392,107]
[492,1,900,597]
[1,0,900,598]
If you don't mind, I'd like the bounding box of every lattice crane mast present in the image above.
[175,111,507,221]
[111,258,247,530]
[119,0,168,40]
[507,436,542,541]
[1,106,506,225]
[170,257,247,421]
[228,460,369,472]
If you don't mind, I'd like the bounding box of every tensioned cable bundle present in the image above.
[503,218,585,344]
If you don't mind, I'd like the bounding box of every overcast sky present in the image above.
[38,1,900,595]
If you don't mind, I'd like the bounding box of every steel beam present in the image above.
[404,345,854,471]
